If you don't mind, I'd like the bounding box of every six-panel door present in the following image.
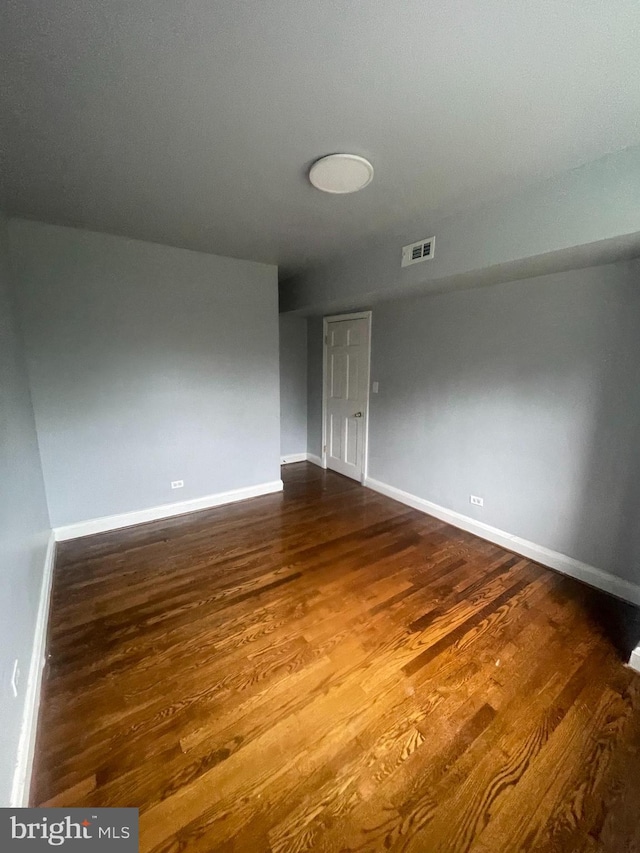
[325,317,370,481]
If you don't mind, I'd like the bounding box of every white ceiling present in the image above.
[2,1,640,276]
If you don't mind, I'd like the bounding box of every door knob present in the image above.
[354,412,362,418]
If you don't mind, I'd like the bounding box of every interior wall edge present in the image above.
[53,479,284,542]
[364,475,640,608]
[306,454,325,469]
[10,531,56,807]
[280,453,309,464]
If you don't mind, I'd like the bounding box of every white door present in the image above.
[323,314,371,481]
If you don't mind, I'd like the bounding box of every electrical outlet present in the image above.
[372,381,379,393]
[470,495,484,507]
[11,659,19,698]
[171,480,184,490]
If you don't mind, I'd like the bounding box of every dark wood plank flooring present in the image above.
[33,462,640,852]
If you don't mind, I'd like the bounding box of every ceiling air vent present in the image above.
[401,236,435,267]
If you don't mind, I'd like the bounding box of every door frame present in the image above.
[321,310,372,483]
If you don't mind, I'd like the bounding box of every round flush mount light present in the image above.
[309,153,374,194]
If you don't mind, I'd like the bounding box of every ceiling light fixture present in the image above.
[309,154,374,194]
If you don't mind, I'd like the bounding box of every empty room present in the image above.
[2,2,640,851]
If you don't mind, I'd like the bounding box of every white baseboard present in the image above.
[11,531,56,807]
[54,479,284,542]
[629,647,640,674]
[364,476,640,607]
[280,453,326,469]
[307,453,326,469]
[280,453,308,464]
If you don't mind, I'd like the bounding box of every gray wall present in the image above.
[0,214,50,805]
[279,315,307,458]
[306,316,324,459]
[9,219,281,528]
[281,144,640,315]
[307,261,640,584]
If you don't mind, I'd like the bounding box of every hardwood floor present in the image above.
[33,462,640,852]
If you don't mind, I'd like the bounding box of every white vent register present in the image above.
[401,236,435,267]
